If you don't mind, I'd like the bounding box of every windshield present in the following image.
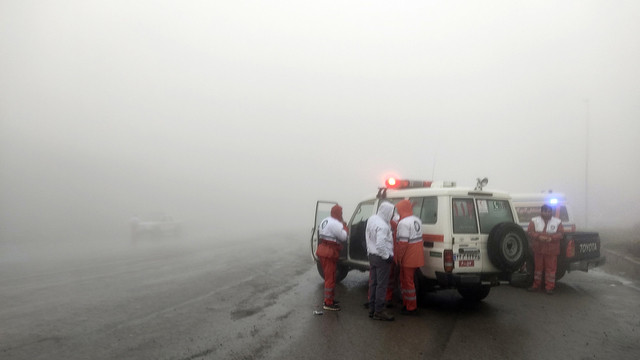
[516,205,569,223]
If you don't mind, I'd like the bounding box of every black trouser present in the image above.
[368,254,391,313]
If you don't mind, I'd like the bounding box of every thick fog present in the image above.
[1,1,639,247]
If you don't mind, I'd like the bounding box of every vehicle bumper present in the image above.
[435,272,510,287]
[567,255,606,272]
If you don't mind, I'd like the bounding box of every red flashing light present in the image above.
[384,178,433,190]
[385,177,398,188]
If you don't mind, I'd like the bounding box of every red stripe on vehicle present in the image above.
[423,234,444,242]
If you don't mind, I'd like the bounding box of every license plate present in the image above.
[457,251,480,261]
[459,260,475,267]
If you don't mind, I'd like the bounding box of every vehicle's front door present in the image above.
[347,200,375,263]
[311,201,338,262]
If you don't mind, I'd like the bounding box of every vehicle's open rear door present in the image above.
[311,201,338,262]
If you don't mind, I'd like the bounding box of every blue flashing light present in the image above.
[549,198,558,205]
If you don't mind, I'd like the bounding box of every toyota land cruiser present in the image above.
[311,178,528,302]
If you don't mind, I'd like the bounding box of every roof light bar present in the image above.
[384,177,433,190]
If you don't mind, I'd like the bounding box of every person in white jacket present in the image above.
[366,201,395,321]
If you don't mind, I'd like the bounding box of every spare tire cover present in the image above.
[487,222,528,272]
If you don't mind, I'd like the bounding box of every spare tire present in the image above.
[487,222,528,272]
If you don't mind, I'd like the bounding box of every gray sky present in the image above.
[1,1,639,242]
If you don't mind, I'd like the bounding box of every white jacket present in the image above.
[366,201,394,259]
[318,216,347,243]
[397,215,423,244]
[531,216,562,234]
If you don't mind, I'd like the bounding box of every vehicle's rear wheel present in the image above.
[315,261,349,283]
[414,268,431,306]
[488,222,528,272]
[555,260,567,281]
[511,252,566,287]
[510,251,534,287]
[457,285,491,302]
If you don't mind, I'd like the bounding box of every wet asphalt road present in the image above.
[1,232,639,360]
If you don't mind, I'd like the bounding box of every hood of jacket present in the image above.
[330,204,344,222]
[377,201,395,224]
[396,199,413,220]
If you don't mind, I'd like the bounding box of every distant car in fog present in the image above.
[130,213,183,240]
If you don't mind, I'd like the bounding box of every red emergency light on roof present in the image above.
[384,177,433,190]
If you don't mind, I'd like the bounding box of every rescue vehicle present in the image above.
[510,192,606,286]
[311,178,529,302]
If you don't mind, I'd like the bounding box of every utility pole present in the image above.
[584,99,590,229]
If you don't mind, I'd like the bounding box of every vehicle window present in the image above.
[381,198,402,219]
[516,205,570,224]
[350,200,375,226]
[410,196,437,224]
[452,198,478,233]
[409,198,423,218]
[316,210,330,227]
[477,199,514,234]
[315,202,337,229]
[515,206,539,223]
[348,200,375,261]
[382,198,403,206]
[558,206,570,222]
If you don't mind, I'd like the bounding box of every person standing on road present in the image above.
[395,200,424,315]
[365,211,398,310]
[527,204,564,294]
[366,201,395,321]
[316,204,348,311]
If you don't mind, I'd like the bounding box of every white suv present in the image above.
[311,179,528,302]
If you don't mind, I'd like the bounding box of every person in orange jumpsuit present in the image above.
[527,204,564,294]
[316,204,348,310]
[395,200,424,315]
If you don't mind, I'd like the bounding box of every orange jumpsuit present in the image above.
[395,200,424,311]
[316,205,348,306]
[528,216,564,291]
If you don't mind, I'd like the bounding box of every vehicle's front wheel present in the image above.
[315,261,349,283]
[457,285,491,302]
